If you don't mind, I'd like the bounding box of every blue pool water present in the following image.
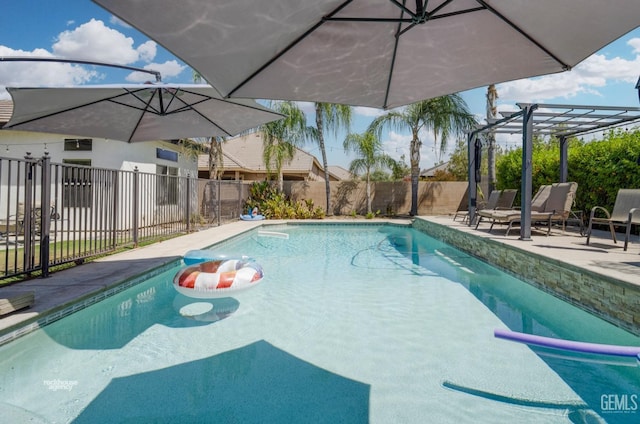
[1,223,639,423]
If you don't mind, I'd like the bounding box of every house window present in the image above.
[156,165,178,205]
[64,139,93,151]
[62,160,93,208]
[156,148,178,162]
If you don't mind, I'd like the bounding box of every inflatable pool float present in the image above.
[182,249,238,265]
[173,258,264,299]
[240,214,265,221]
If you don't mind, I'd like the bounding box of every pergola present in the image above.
[467,103,640,240]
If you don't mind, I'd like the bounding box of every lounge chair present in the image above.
[452,185,472,222]
[494,189,518,210]
[467,190,501,225]
[477,183,577,236]
[454,189,497,223]
[473,189,519,229]
[586,188,640,251]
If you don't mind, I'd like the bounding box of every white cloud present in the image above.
[628,37,640,55]
[109,16,132,29]
[353,106,385,118]
[125,60,186,83]
[52,19,155,65]
[136,41,157,63]
[0,19,170,98]
[295,101,316,115]
[494,132,523,150]
[0,47,98,99]
[496,48,640,102]
[383,131,411,159]
[379,130,438,169]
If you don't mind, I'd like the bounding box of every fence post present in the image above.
[111,171,119,249]
[186,175,191,233]
[133,166,139,247]
[23,152,35,270]
[217,179,221,226]
[40,152,52,278]
[237,180,242,220]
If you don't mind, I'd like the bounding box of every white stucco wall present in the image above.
[0,129,198,175]
[0,130,199,222]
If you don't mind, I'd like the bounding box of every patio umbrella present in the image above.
[93,0,640,109]
[3,84,283,142]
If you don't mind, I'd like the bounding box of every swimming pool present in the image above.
[1,223,639,423]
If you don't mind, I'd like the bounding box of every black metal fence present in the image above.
[0,153,249,280]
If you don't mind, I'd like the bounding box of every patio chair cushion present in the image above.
[530,184,551,212]
[494,189,518,210]
[475,189,518,219]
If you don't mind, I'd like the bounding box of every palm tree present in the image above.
[369,95,476,215]
[343,131,395,214]
[310,103,352,215]
[486,84,499,194]
[191,70,226,179]
[208,136,225,179]
[192,70,204,83]
[260,101,309,192]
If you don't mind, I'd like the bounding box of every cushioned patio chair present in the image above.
[473,189,519,229]
[467,190,503,225]
[477,183,577,236]
[586,188,640,251]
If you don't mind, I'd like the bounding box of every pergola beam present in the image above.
[468,102,640,239]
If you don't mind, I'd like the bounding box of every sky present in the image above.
[2,1,640,172]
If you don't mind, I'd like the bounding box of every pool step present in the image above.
[0,291,35,316]
[379,249,436,276]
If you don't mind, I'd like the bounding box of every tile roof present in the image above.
[327,165,353,180]
[420,162,450,177]
[198,131,321,173]
[0,101,13,127]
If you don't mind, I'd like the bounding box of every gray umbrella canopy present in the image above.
[4,84,283,142]
[93,0,640,109]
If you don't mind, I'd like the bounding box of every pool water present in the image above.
[1,223,639,423]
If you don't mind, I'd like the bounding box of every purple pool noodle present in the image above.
[494,328,640,357]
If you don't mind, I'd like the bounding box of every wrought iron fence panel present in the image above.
[194,179,247,227]
[0,154,252,281]
[0,155,41,277]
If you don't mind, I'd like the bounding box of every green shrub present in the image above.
[245,182,326,220]
[495,130,640,214]
[568,130,640,213]
[365,210,380,219]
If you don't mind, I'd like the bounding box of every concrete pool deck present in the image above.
[0,216,638,343]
